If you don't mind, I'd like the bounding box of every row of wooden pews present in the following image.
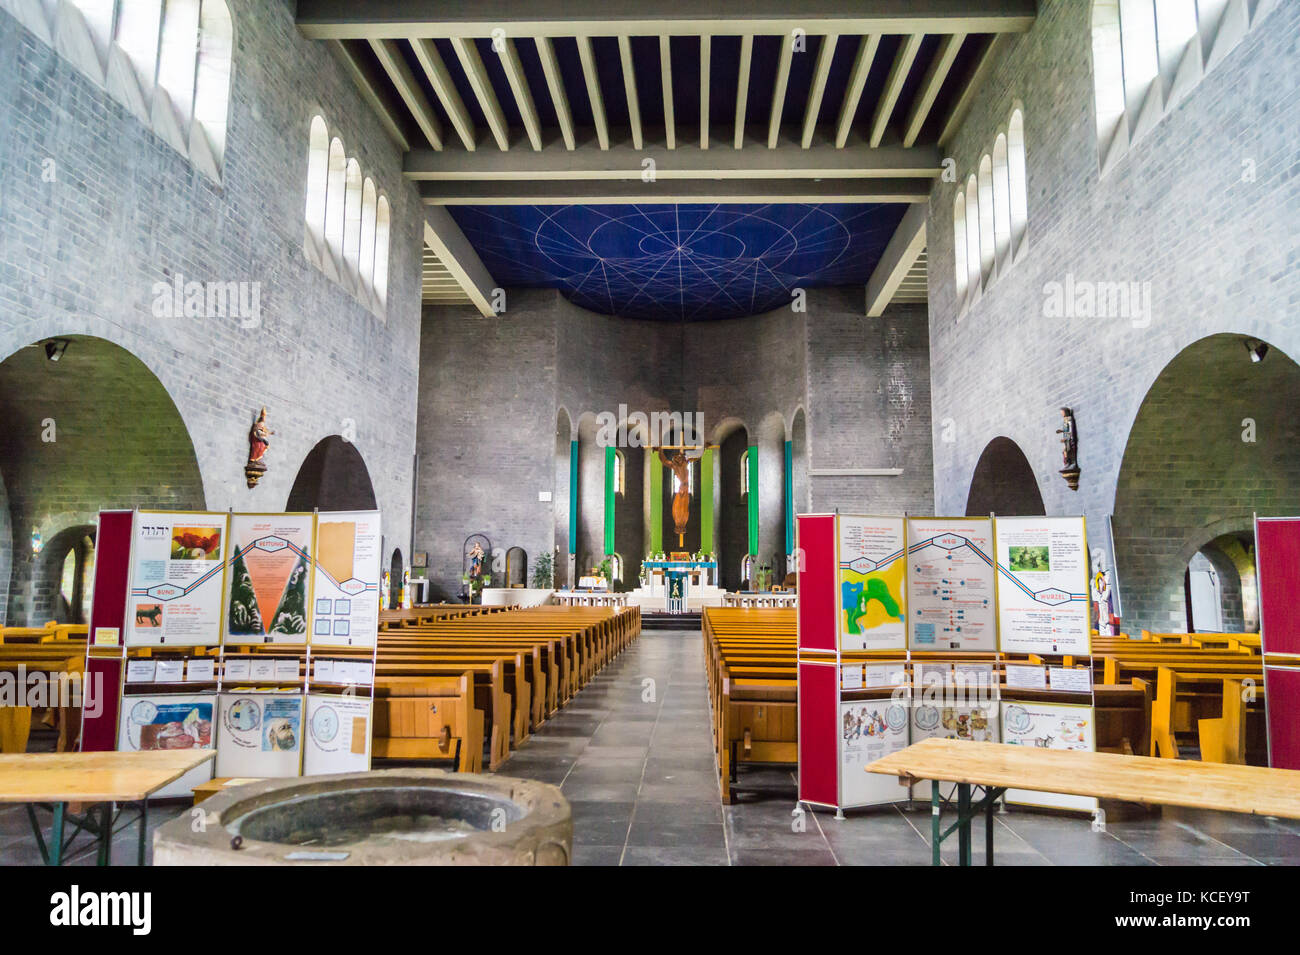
[0,622,88,753]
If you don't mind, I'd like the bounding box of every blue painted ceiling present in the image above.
[449,203,908,322]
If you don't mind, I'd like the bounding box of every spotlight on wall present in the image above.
[1244,339,1269,364]
[43,339,69,362]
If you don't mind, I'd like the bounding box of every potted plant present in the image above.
[531,551,554,589]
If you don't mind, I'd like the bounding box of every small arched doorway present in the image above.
[965,437,1046,517]
[285,436,378,512]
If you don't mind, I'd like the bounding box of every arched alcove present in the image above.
[964,437,1046,517]
[285,436,378,512]
[553,408,572,587]
[1113,334,1300,632]
[717,421,752,591]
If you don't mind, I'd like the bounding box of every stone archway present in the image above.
[285,436,378,512]
[965,437,1045,517]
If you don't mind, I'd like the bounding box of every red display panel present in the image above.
[80,656,122,752]
[1266,666,1300,770]
[796,514,837,652]
[87,510,133,647]
[1257,518,1300,657]
[797,661,838,806]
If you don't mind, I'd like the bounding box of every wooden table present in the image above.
[867,738,1300,866]
[0,750,216,865]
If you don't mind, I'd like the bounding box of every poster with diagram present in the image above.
[994,516,1091,655]
[215,693,303,777]
[117,692,217,796]
[840,698,911,807]
[906,518,997,651]
[226,513,314,644]
[837,516,907,651]
[907,696,1001,801]
[311,511,381,647]
[303,693,372,775]
[125,511,229,646]
[1000,700,1097,811]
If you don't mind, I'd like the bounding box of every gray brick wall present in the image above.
[927,0,1299,632]
[0,0,423,624]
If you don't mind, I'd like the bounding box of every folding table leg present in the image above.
[986,792,995,866]
[957,784,971,866]
[930,783,941,866]
[96,802,113,866]
[50,802,66,866]
[138,800,149,865]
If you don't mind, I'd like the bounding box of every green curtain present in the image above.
[700,448,714,554]
[568,440,578,555]
[747,444,759,557]
[603,446,615,557]
[784,440,794,557]
[649,454,663,554]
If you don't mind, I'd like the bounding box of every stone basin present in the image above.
[154,770,571,865]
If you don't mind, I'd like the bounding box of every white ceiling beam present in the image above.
[423,209,498,317]
[298,1,1039,39]
[767,33,794,148]
[902,32,965,147]
[938,33,1004,147]
[419,177,933,204]
[618,36,643,151]
[734,34,753,149]
[576,35,610,150]
[869,33,923,147]
[699,35,711,150]
[660,35,675,150]
[835,34,879,148]
[496,38,543,151]
[449,36,510,150]
[327,40,410,150]
[404,138,943,179]
[802,33,838,148]
[410,38,476,151]
[367,38,443,149]
[865,202,927,316]
[535,37,575,150]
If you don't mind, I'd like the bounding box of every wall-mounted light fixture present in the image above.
[1244,339,1269,363]
[43,339,70,362]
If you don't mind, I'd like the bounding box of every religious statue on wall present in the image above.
[245,407,275,489]
[1057,406,1080,490]
[658,447,692,547]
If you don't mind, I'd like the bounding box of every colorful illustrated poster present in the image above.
[840,698,910,807]
[215,693,303,777]
[994,516,1090,655]
[126,511,228,646]
[906,518,996,651]
[908,697,1000,801]
[312,511,381,647]
[226,513,314,644]
[117,693,216,796]
[303,693,372,775]
[837,516,907,651]
[1000,700,1097,811]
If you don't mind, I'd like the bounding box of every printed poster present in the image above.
[994,516,1090,655]
[906,518,996,651]
[215,692,303,777]
[908,696,1000,802]
[840,698,910,807]
[1000,700,1097,811]
[126,511,228,646]
[303,693,372,775]
[226,513,314,644]
[312,511,381,647]
[837,516,907,651]
[117,693,216,796]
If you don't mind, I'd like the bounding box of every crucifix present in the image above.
[656,443,706,547]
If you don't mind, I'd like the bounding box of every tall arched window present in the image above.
[1007,110,1028,255]
[1091,0,1128,164]
[991,133,1012,270]
[964,175,981,300]
[953,192,968,304]
[192,0,233,168]
[374,195,391,309]
[342,158,364,285]
[739,451,749,496]
[359,178,378,293]
[157,0,202,132]
[324,138,347,271]
[304,116,329,260]
[1119,0,1160,123]
[977,154,996,281]
[610,554,623,586]
[612,450,625,495]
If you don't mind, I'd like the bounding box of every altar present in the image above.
[630,560,725,613]
[639,560,717,595]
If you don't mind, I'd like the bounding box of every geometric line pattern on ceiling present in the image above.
[449,203,907,321]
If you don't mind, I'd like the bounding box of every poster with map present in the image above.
[836,516,907,651]
[303,693,372,775]
[840,698,911,807]
[311,511,381,647]
[225,513,315,644]
[906,518,996,651]
[994,516,1091,655]
[215,693,303,777]
[1001,700,1098,811]
[125,511,229,646]
[117,692,216,796]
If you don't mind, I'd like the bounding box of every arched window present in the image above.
[1091,0,1128,164]
[324,138,347,270]
[359,178,378,292]
[342,158,364,285]
[610,554,623,585]
[157,0,202,132]
[113,2,164,100]
[192,0,233,168]
[1119,0,1160,123]
[977,154,996,281]
[304,116,329,260]
[1007,110,1028,255]
[991,133,1012,270]
[374,195,391,309]
[964,175,981,300]
[953,192,968,304]
[612,449,625,495]
[739,450,749,496]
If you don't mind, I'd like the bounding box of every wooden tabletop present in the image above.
[867,738,1300,820]
[0,750,215,803]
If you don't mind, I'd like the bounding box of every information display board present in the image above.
[226,513,315,644]
[839,697,910,807]
[311,511,382,648]
[906,517,996,651]
[837,516,907,651]
[125,511,229,646]
[116,692,217,797]
[303,693,373,775]
[1000,700,1097,811]
[216,692,304,777]
[994,516,1090,655]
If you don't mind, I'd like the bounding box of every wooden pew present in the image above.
[372,672,484,772]
[0,645,86,753]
